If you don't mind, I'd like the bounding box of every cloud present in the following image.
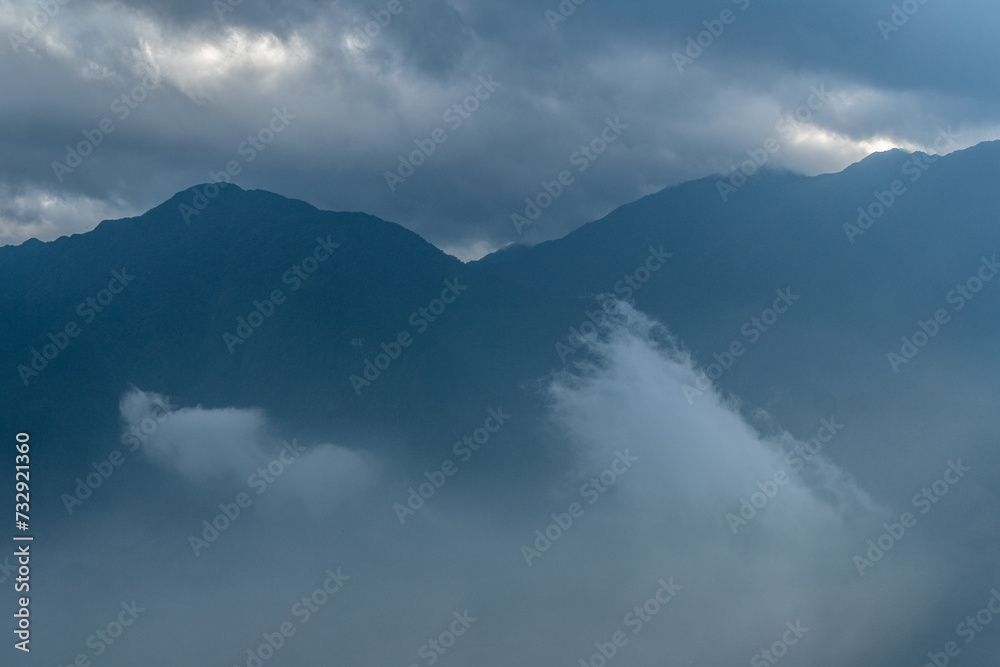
[120,388,270,479]
[3,0,1000,255]
[0,181,137,245]
[118,387,377,518]
[269,443,379,516]
[495,302,929,663]
[71,306,956,664]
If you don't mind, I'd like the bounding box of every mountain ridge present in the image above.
[3,139,1000,515]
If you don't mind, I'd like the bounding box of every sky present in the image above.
[2,0,1000,258]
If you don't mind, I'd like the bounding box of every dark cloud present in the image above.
[1,0,997,256]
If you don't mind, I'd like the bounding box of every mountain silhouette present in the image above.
[4,141,1000,514]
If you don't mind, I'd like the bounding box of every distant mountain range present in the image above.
[4,140,1000,514]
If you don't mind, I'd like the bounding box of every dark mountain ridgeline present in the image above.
[3,141,1000,515]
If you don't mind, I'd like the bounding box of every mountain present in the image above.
[4,142,1000,504]
[4,141,1000,667]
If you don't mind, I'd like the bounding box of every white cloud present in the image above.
[0,182,136,246]
[75,307,967,664]
[121,388,269,479]
[118,388,376,503]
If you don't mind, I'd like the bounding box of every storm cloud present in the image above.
[2,0,999,257]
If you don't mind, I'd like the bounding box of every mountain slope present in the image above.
[2,143,1000,508]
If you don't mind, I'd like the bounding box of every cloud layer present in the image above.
[23,303,981,665]
[2,0,999,256]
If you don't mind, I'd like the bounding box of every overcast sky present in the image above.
[2,0,999,258]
